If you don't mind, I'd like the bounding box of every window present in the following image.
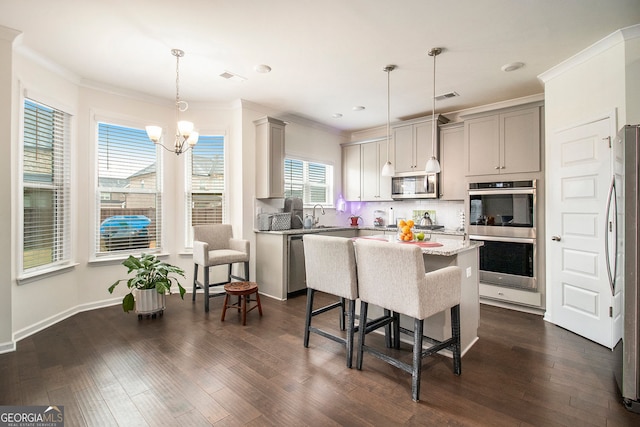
[96,122,161,254]
[22,99,71,274]
[185,134,225,247]
[284,158,333,206]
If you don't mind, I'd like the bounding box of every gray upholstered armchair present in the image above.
[193,224,250,312]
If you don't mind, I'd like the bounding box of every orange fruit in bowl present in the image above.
[402,225,411,234]
[398,219,406,228]
[406,219,414,228]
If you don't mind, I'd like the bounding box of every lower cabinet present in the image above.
[256,229,359,300]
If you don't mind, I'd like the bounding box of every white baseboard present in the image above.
[0,340,16,354]
[10,297,121,350]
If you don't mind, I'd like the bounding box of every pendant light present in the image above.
[381,64,396,177]
[425,47,442,173]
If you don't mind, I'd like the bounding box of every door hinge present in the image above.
[609,306,613,317]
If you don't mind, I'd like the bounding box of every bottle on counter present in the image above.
[388,207,394,226]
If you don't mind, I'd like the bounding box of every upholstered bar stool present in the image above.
[193,224,250,312]
[354,238,462,402]
[303,234,393,368]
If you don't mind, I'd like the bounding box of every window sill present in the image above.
[88,251,170,265]
[17,263,79,285]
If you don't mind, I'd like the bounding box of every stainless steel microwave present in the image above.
[391,174,438,199]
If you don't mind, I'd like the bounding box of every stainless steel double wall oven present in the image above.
[468,180,537,292]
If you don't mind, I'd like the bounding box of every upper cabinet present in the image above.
[392,115,448,175]
[342,143,362,201]
[439,122,465,200]
[341,139,392,202]
[255,117,286,199]
[464,104,541,176]
[361,139,392,201]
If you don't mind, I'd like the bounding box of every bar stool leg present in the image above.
[241,294,247,325]
[255,291,263,316]
[221,293,230,321]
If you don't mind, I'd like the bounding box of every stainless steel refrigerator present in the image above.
[613,124,640,413]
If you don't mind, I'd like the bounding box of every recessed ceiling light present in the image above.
[332,113,343,118]
[219,71,247,82]
[254,64,272,74]
[501,62,524,72]
[352,106,365,111]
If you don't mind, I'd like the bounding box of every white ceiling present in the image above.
[2,0,639,132]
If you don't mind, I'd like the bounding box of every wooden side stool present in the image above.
[221,281,263,325]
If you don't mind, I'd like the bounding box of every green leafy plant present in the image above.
[108,253,186,312]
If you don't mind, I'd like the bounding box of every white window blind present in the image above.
[284,158,333,206]
[96,122,161,254]
[186,135,225,247]
[22,99,72,273]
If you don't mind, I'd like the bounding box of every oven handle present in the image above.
[469,235,535,244]
[468,188,535,197]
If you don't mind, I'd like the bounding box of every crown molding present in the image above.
[538,23,640,84]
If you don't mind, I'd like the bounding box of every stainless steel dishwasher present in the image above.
[287,235,307,295]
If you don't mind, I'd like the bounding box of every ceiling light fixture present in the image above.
[425,47,442,174]
[254,64,272,73]
[146,49,198,155]
[381,64,396,177]
[501,62,524,72]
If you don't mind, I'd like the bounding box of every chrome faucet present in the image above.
[312,204,325,226]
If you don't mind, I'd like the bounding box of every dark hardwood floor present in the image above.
[1,292,638,426]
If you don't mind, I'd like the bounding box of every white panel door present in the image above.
[548,117,620,348]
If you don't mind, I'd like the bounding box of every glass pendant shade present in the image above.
[425,156,441,173]
[177,120,194,137]
[145,125,163,143]
[187,131,199,146]
[381,160,395,176]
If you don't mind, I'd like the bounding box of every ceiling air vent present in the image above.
[219,71,247,82]
[435,91,459,101]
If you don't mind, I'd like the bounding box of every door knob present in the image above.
[552,235,561,241]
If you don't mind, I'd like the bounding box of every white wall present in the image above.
[0,27,21,352]
[540,25,640,317]
[3,44,350,349]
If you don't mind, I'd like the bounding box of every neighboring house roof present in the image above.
[98,177,129,189]
[129,162,156,179]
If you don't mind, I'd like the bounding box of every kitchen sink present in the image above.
[313,225,345,229]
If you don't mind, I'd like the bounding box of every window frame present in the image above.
[18,94,74,281]
[184,133,227,249]
[93,118,163,258]
[284,157,334,208]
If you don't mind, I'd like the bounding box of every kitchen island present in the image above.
[255,227,481,355]
[355,234,481,356]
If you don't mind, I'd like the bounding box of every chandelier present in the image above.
[146,48,198,155]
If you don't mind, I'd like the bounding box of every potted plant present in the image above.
[108,253,186,317]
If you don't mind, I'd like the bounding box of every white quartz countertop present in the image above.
[254,225,466,237]
[353,234,482,256]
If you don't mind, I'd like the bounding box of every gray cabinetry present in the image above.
[439,122,465,200]
[392,115,447,175]
[255,116,286,198]
[341,139,391,202]
[464,104,541,176]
